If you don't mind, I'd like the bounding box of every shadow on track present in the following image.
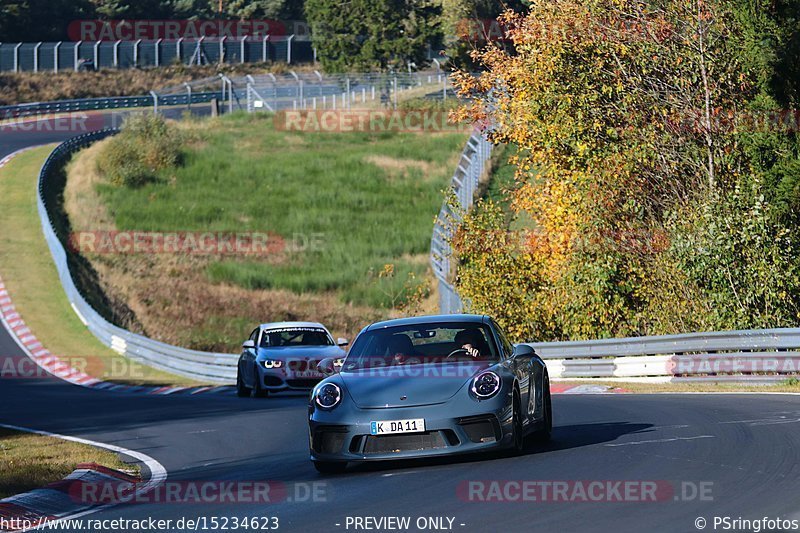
[328,421,655,476]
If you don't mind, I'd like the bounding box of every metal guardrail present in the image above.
[526,329,800,381]
[430,132,493,314]
[1,92,223,120]
[37,131,236,383]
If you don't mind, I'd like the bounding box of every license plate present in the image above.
[295,371,323,379]
[370,418,426,436]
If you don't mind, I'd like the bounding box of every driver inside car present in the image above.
[384,334,416,365]
[454,328,490,359]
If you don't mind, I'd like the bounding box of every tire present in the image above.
[501,391,525,457]
[236,368,252,398]
[510,391,525,454]
[533,374,552,442]
[253,367,269,398]
[313,461,348,474]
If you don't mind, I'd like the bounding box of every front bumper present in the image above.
[257,367,324,391]
[309,396,514,462]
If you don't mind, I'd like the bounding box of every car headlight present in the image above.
[315,383,342,410]
[471,371,501,399]
[262,359,283,369]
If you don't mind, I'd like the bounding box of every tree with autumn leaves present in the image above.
[451,0,800,341]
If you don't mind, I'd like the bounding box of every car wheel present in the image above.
[253,367,269,398]
[533,374,553,442]
[236,368,251,398]
[313,461,347,474]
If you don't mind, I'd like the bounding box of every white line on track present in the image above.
[0,423,167,532]
[604,435,715,447]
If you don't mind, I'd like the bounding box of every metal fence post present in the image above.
[72,42,80,72]
[113,40,120,68]
[346,77,351,110]
[262,34,269,62]
[176,38,183,63]
[185,83,192,112]
[150,91,159,115]
[13,43,22,72]
[194,37,204,66]
[93,40,101,69]
[155,38,162,67]
[286,34,294,64]
[240,37,246,64]
[219,36,226,64]
[53,42,61,73]
[33,42,42,72]
[133,39,141,66]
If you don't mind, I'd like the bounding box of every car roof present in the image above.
[260,321,329,331]
[365,314,489,331]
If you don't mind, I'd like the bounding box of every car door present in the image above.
[241,327,260,386]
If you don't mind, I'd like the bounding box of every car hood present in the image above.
[257,345,345,360]
[340,362,492,408]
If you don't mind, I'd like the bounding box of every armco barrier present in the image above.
[1,91,223,120]
[37,130,236,383]
[34,131,800,385]
[527,329,800,382]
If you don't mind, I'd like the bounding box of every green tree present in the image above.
[305,0,442,71]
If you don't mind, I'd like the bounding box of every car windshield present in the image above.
[342,322,499,370]
[260,328,333,347]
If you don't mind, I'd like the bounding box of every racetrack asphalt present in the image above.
[1,117,800,533]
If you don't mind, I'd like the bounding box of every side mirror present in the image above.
[337,338,349,347]
[242,339,256,350]
[512,344,536,357]
[317,357,337,377]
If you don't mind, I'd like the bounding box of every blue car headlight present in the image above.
[315,383,342,410]
[471,371,501,399]
[261,359,283,369]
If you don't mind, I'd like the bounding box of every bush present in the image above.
[95,114,182,187]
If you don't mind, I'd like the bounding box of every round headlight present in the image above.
[471,371,501,399]
[315,383,342,410]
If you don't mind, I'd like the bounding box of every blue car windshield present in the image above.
[342,322,499,370]
[260,328,333,347]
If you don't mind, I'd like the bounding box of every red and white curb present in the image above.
[0,148,233,396]
[0,274,233,396]
[0,147,36,169]
[0,424,166,533]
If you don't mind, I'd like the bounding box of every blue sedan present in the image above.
[237,322,348,398]
[308,314,552,473]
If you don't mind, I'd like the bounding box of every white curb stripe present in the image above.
[0,423,167,532]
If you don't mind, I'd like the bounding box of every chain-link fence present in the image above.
[430,133,493,314]
[0,36,311,73]
[242,70,453,112]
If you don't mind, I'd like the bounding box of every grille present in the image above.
[263,375,284,387]
[363,431,447,454]
[312,426,348,454]
[460,417,499,443]
[286,378,321,388]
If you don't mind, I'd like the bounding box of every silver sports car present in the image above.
[308,314,552,473]
[237,321,348,398]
